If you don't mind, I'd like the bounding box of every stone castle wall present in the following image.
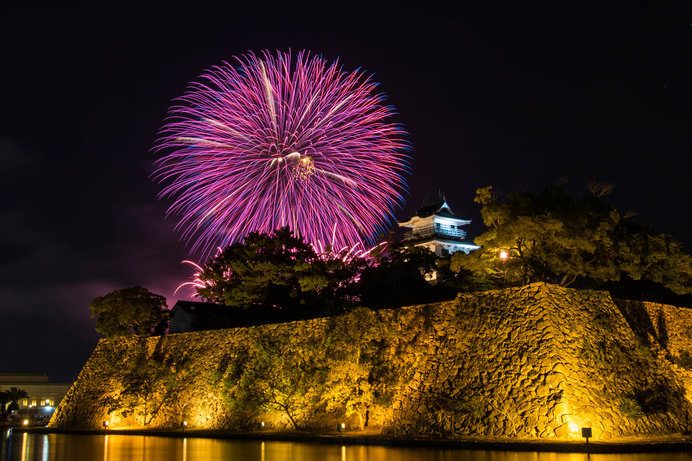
[50,283,692,439]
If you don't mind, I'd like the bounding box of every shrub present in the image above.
[674,350,692,369]
[618,397,644,419]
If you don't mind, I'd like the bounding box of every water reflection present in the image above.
[1,433,689,461]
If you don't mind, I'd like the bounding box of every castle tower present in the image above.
[397,197,480,257]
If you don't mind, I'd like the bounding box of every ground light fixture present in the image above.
[581,427,592,443]
[22,420,28,426]
[182,421,187,431]
[103,421,109,430]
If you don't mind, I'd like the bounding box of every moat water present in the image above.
[1,431,688,461]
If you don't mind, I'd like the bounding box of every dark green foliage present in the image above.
[635,385,670,414]
[430,391,486,435]
[89,286,169,338]
[434,256,496,295]
[109,354,169,424]
[579,339,609,367]
[437,393,485,420]
[322,307,399,429]
[212,308,401,431]
[620,383,680,420]
[3,387,29,413]
[674,350,692,369]
[618,396,645,419]
[591,309,614,331]
[457,396,485,419]
[227,331,321,430]
[357,244,438,309]
[451,185,692,296]
[106,341,199,426]
[197,227,364,316]
[606,278,692,308]
[0,391,8,417]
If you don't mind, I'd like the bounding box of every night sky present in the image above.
[1,3,690,381]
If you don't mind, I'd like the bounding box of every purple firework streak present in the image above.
[154,50,410,258]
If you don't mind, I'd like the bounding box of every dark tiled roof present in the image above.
[170,300,332,333]
[403,234,479,247]
[414,199,456,219]
[173,300,226,313]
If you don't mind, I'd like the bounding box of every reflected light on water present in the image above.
[20,433,27,461]
[41,435,48,461]
[3,433,692,461]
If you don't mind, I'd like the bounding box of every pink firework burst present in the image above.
[154,50,410,258]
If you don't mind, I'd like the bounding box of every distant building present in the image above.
[169,300,313,334]
[0,373,72,423]
[169,301,236,333]
[398,197,480,257]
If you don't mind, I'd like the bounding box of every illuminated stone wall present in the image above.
[50,283,692,439]
[614,298,692,408]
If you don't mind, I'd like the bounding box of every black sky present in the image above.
[1,3,690,381]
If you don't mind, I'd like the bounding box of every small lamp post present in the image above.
[103,421,109,430]
[182,421,187,431]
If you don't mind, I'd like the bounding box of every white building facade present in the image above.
[398,198,480,256]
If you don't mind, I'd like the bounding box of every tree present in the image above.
[0,391,9,418]
[197,227,363,315]
[229,331,321,430]
[356,243,439,309]
[451,185,692,295]
[104,344,196,427]
[320,308,393,430]
[106,351,170,426]
[5,387,29,412]
[89,286,169,338]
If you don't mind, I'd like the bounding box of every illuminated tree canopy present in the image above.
[451,185,692,296]
[196,227,363,314]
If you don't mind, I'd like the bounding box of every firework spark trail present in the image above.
[154,50,410,258]
[175,227,386,299]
